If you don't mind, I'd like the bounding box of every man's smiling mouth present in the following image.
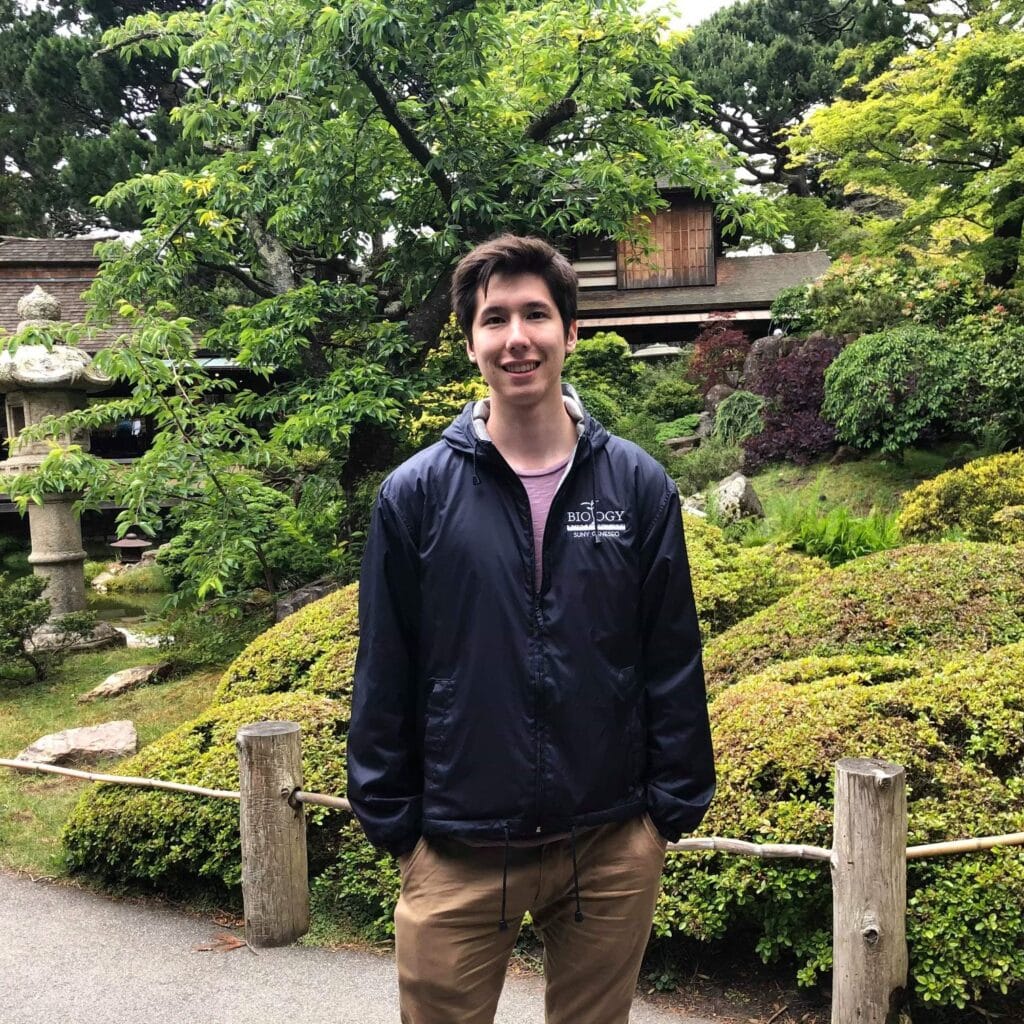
[502,361,540,374]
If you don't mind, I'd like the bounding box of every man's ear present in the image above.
[466,339,477,363]
[565,320,578,353]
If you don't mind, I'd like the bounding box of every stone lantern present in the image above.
[0,286,120,645]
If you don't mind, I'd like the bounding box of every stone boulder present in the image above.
[17,720,137,766]
[680,492,707,518]
[704,384,735,415]
[696,411,714,439]
[742,332,794,384]
[663,435,700,455]
[78,663,173,703]
[712,472,764,522]
[275,578,342,623]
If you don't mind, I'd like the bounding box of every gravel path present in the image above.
[0,871,712,1024]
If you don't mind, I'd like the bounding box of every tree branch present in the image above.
[525,96,579,143]
[194,258,277,298]
[353,61,453,208]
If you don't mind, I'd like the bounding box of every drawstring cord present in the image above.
[471,440,481,486]
[498,825,510,931]
[588,437,601,547]
[570,824,584,923]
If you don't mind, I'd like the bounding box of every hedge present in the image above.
[683,514,826,638]
[897,451,1024,543]
[214,583,358,704]
[656,644,1024,1009]
[702,543,1024,694]
[63,692,349,891]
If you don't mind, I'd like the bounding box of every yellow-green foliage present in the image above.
[103,563,171,593]
[684,514,827,639]
[703,543,1024,694]
[657,645,1024,1008]
[897,451,1024,542]
[407,379,488,448]
[215,584,358,704]
[62,692,348,890]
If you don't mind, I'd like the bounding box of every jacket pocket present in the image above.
[423,677,455,786]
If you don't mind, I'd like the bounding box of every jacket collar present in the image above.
[442,383,608,456]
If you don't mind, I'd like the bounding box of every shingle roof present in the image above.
[577,251,830,317]
[0,235,116,264]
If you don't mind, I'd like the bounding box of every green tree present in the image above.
[4,0,778,607]
[671,0,909,199]
[0,0,197,234]
[791,2,1024,286]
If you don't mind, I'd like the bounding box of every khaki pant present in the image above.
[394,815,667,1024]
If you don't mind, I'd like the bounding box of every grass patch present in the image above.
[748,447,959,518]
[0,645,222,878]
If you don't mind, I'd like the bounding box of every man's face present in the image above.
[467,272,577,413]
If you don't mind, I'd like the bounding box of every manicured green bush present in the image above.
[822,325,971,457]
[897,451,1024,543]
[657,644,1024,1009]
[63,692,349,891]
[674,436,744,495]
[712,390,765,446]
[214,584,358,703]
[640,377,702,422]
[653,415,700,443]
[103,563,172,594]
[703,543,1024,694]
[683,515,826,638]
[565,332,643,395]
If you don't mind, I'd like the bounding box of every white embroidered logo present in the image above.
[565,500,627,538]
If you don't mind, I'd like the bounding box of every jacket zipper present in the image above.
[485,437,587,834]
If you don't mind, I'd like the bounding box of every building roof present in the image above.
[577,251,830,318]
[0,236,126,351]
[0,235,117,265]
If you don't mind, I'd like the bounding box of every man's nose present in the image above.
[506,315,529,347]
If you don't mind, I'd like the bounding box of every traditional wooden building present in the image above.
[571,190,829,348]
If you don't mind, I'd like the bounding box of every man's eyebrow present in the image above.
[477,299,554,316]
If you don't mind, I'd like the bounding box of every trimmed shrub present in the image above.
[654,415,700,444]
[103,563,172,594]
[564,332,643,395]
[683,515,826,638]
[702,543,1024,694]
[63,692,349,891]
[640,377,702,422]
[657,644,1024,1009]
[674,436,744,496]
[822,325,971,457]
[712,390,764,446]
[897,451,1024,543]
[214,584,358,703]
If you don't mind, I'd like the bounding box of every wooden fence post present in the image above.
[237,721,310,947]
[831,758,909,1024]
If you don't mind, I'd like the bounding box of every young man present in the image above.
[347,235,714,1024]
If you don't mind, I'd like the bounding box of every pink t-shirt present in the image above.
[518,454,572,591]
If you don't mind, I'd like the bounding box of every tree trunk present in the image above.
[985,193,1023,289]
[407,268,455,352]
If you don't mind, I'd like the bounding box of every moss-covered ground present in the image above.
[0,646,221,877]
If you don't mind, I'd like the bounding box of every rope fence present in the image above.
[4,726,1024,1024]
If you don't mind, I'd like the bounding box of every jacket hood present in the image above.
[442,382,610,456]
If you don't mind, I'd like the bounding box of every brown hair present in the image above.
[451,234,578,339]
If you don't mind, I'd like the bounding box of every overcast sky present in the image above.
[650,0,739,29]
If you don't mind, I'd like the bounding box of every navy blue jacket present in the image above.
[347,397,714,855]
